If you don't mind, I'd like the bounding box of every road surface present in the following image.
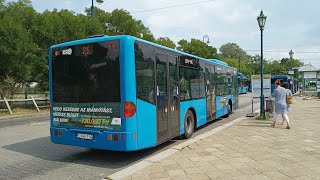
[0,93,258,180]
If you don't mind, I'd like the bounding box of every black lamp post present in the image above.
[238,56,241,73]
[289,49,294,92]
[91,0,104,19]
[203,35,210,44]
[257,10,267,119]
[91,0,94,19]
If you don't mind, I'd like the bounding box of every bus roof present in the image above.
[272,75,291,79]
[50,35,236,70]
[207,59,228,66]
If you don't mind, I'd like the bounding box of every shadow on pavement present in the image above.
[3,136,176,169]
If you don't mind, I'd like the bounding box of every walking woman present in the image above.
[282,82,293,113]
[271,79,291,129]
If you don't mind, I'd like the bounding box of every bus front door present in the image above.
[156,53,179,144]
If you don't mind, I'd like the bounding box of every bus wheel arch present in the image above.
[183,108,196,139]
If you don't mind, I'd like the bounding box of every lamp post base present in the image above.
[260,95,265,119]
[246,113,256,117]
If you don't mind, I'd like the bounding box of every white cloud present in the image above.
[27,0,320,65]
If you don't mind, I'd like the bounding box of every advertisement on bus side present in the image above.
[52,103,121,130]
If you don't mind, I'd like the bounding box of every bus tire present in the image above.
[183,110,195,139]
[222,103,231,118]
[228,103,232,115]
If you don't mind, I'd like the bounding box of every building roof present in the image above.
[298,64,319,72]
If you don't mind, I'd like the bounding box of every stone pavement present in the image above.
[124,97,320,180]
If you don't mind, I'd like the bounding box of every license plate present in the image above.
[76,133,93,140]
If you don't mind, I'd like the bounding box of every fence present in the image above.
[0,96,49,114]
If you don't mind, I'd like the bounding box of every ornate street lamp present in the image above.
[203,35,210,44]
[91,0,104,19]
[91,0,94,19]
[257,10,267,119]
[289,49,294,59]
[289,49,294,92]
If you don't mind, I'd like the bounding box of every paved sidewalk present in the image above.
[124,97,320,180]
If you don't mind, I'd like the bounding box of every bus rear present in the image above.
[49,36,137,151]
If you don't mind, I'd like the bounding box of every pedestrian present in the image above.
[280,82,293,125]
[271,79,291,129]
[282,82,293,112]
[299,83,303,96]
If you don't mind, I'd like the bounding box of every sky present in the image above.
[17,0,320,67]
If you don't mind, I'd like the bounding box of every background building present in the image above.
[298,64,320,96]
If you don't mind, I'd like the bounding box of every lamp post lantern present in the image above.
[257,10,267,119]
[289,49,294,59]
[203,35,210,44]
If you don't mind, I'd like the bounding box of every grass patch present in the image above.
[255,113,272,120]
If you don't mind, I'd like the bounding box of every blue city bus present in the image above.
[271,75,291,93]
[247,79,252,92]
[243,76,249,93]
[237,73,248,94]
[49,35,238,151]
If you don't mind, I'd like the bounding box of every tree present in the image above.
[177,38,218,59]
[0,0,41,98]
[85,8,156,41]
[219,43,247,60]
[156,37,176,49]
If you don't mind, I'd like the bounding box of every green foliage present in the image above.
[156,37,176,49]
[0,0,41,98]
[177,38,218,59]
[219,43,247,59]
[84,8,156,41]
[0,1,306,98]
[219,43,304,79]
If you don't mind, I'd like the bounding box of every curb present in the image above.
[0,112,49,120]
[106,110,259,180]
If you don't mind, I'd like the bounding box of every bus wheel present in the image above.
[223,104,231,118]
[228,103,232,115]
[183,110,195,139]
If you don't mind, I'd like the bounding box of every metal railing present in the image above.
[0,96,49,114]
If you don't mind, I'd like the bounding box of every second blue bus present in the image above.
[271,75,294,93]
[237,73,248,94]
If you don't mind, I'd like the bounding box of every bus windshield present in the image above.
[52,40,120,103]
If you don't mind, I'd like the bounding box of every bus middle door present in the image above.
[155,53,179,144]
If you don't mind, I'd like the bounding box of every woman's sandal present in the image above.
[286,126,290,129]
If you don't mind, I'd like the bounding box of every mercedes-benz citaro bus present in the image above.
[237,73,248,94]
[271,75,291,93]
[49,35,238,151]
